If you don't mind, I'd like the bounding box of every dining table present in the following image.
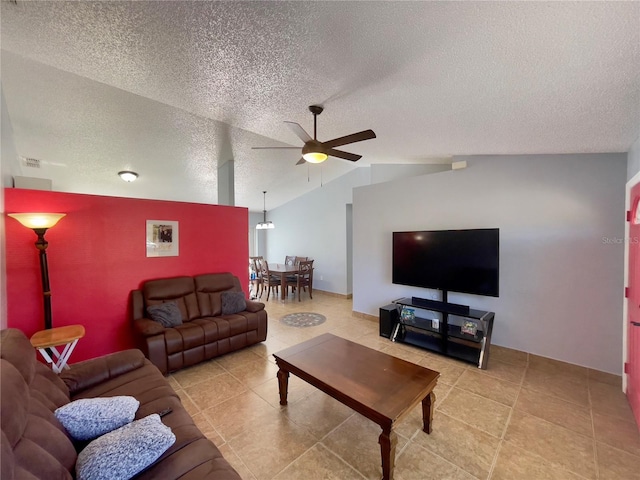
[268,263,300,300]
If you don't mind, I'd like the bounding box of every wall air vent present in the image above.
[22,157,41,168]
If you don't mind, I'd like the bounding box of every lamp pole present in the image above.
[34,228,53,330]
[8,213,66,330]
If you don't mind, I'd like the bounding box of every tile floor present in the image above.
[166,293,640,480]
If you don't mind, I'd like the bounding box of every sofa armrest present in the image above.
[244,300,265,313]
[133,317,166,336]
[60,349,147,395]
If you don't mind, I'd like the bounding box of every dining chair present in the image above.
[262,260,281,301]
[284,256,297,266]
[293,259,314,301]
[249,256,264,299]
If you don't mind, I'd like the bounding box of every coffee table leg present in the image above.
[277,368,290,405]
[378,426,397,480]
[421,391,436,434]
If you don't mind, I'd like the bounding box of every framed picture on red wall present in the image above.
[146,220,179,257]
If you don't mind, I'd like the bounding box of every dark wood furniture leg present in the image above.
[277,368,290,405]
[421,391,436,434]
[280,272,286,300]
[378,426,397,480]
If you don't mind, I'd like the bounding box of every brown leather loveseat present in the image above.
[0,328,241,479]
[132,272,268,374]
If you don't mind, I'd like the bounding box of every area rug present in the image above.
[280,312,327,328]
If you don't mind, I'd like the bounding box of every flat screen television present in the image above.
[392,228,499,297]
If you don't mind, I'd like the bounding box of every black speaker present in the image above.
[379,304,399,338]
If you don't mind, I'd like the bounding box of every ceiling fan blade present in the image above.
[284,121,312,143]
[326,148,362,162]
[251,146,300,150]
[322,129,376,149]
[296,158,306,165]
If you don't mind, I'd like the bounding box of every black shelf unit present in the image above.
[380,297,495,369]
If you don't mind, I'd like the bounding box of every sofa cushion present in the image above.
[220,292,247,315]
[147,302,183,327]
[75,414,175,480]
[194,273,240,316]
[143,276,200,321]
[54,396,140,441]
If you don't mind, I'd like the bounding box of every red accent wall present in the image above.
[4,188,248,362]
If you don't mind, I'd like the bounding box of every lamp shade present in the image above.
[118,171,139,182]
[8,213,66,229]
[302,141,328,164]
[302,151,328,163]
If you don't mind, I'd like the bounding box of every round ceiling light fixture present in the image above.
[118,171,139,182]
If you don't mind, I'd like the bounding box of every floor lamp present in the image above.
[8,213,66,330]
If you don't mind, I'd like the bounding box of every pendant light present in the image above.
[256,191,275,229]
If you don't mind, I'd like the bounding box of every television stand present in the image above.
[382,297,495,369]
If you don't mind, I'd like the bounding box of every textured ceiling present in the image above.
[1,1,639,212]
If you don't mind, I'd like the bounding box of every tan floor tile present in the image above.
[203,390,278,441]
[418,356,467,386]
[515,387,593,437]
[272,443,363,480]
[528,354,589,379]
[491,441,587,480]
[355,331,393,351]
[593,412,640,456]
[505,411,596,479]
[283,389,355,440]
[438,387,511,438]
[252,374,316,408]
[588,369,622,388]
[596,442,640,480]
[396,442,477,480]
[184,372,247,410]
[171,358,226,388]
[217,443,258,480]
[394,382,453,439]
[321,412,408,480]
[191,412,224,445]
[456,369,520,406]
[479,358,526,385]
[522,368,589,407]
[590,380,636,422]
[175,388,200,415]
[490,345,528,367]
[226,357,280,388]
[165,374,180,390]
[411,411,500,479]
[215,348,264,370]
[379,342,429,364]
[168,295,639,480]
[228,415,317,480]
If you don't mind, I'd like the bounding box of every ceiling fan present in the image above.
[252,105,376,166]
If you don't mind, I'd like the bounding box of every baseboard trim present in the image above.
[314,289,353,299]
[352,311,378,322]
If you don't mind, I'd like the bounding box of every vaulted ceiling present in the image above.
[1,1,639,212]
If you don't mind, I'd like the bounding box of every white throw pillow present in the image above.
[55,396,140,441]
[75,414,176,480]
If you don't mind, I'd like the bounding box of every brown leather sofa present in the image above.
[131,272,268,374]
[0,328,241,479]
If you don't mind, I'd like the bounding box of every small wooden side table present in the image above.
[30,325,85,373]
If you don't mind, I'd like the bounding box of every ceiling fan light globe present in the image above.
[303,151,328,163]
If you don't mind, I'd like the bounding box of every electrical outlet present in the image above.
[320,275,323,281]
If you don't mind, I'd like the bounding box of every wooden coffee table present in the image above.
[273,333,439,480]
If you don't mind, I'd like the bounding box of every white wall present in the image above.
[1,86,19,329]
[371,163,451,184]
[353,154,626,374]
[266,168,370,294]
[629,134,640,180]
